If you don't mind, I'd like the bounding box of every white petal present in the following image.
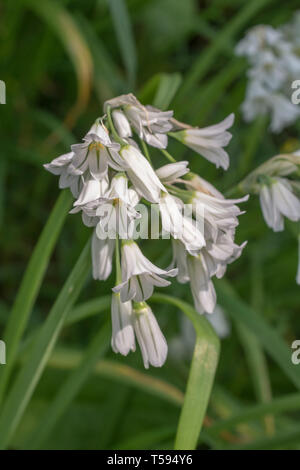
[133,304,168,368]
[156,161,189,183]
[272,179,300,222]
[112,109,132,138]
[74,178,102,206]
[111,294,135,355]
[297,237,300,285]
[259,185,284,231]
[91,231,115,280]
[121,145,165,203]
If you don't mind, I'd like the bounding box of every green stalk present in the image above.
[0,190,72,404]
[0,239,91,449]
[140,138,152,163]
[160,148,176,163]
[106,104,126,146]
[151,294,220,450]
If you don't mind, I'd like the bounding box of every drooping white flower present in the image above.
[132,302,168,368]
[156,161,189,184]
[170,240,189,284]
[111,293,135,356]
[71,121,127,179]
[187,253,217,314]
[44,152,82,197]
[241,80,270,123]
[201,234,247,280]
[73,173,109,207]
[171,114,234,170]
[159,192,205,252]
[91,230,115,280]
[120,144,166,203]
[259,178,300,231]
[191,189,248,240]
[112,109,132,138]
[105,93,173,149]
[206,305,231,339]
[113,241,177,302]
[235,25,283,59]
[95,173,140,239]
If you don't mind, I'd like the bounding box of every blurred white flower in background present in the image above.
[236,15,300,132]
[170,306,231,361]
[242,151,300,283]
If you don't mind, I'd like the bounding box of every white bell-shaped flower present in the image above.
[113,241,177,302]
[91,230,115,281]
[71,121,127,179]
[120,144,166,203]
[111,293,135,356]
[133,302,168,368]
[171,114,234,170]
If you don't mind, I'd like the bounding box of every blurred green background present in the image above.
[1,0,300,450]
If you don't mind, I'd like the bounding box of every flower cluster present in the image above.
[241,150,300,283]
[44,93,247,368]
[236,14,300,132]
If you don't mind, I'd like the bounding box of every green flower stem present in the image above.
[0,190,72,404]
[0,239,91,449]
[140,138,152,163]
[160,148,176,163]
[106,104,126,146]
[150,294,220,450]
[115,235,122,284]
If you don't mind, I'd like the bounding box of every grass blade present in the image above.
[0,239,91,449]
[209,392,300,435]
[26,0,93,127]
[151,294,220,450]
[0,190,72,403]
[107,0,137,89]
[25,322,110,449]
[217,279,300,390]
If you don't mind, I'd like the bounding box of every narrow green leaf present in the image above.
[76,13,127,97]
[153,73,182,111]
[25,322,110,449]
[66,296,111,326]
[107,0,137,89]
[238,115,268,178]
[217,279,300,390]
[188,60,245,124]
[0,190,72,404]
[229,426,300,450]
[208,392,300,435]
[0,240,91,449]
[175,0,275,103]
[43,350,184,408]
[151,294,220,450]
[25,0,93,124]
